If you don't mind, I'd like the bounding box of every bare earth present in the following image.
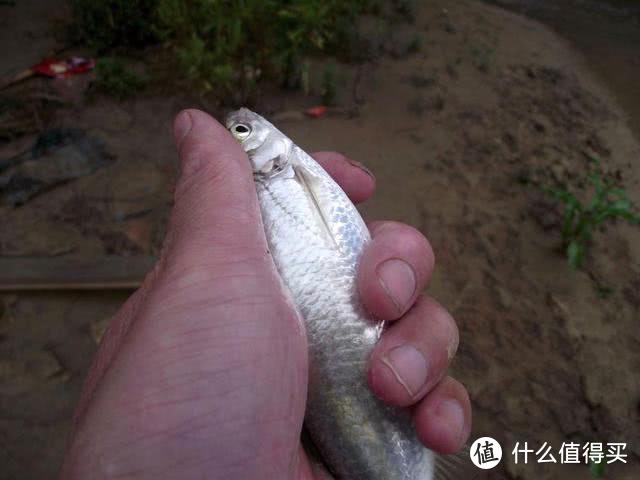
[0,1,638,479]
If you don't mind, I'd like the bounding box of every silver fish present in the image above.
[226,108,439,479]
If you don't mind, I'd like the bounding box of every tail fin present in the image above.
[435,444,483,480]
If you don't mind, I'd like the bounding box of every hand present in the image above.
[60,109,471,480]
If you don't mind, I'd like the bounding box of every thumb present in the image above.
[162,109,268,275]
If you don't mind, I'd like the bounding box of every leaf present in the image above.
[567,241,583,269]
[618,210,640,223]
[606,199,631,211]
[541,185,576,205]
[589,459,605,477]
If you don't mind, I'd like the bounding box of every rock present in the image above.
[0,210,80,256]
[549,162,566,182]
[531,113,550,134]
[407,94,444,115]
[496,286,513,309]
[547,293,570,320]
[0,349,64,396]
[271,110,306,122]
[124,217,153,252]
[90,317,111,345]
[107,164,166,220]
[0,129,114,206]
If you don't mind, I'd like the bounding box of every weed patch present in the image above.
[539,156,640,269]
[70,0,418,101]
[70,0,158,51]
[92,58,146,100]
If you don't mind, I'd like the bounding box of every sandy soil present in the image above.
[0,1,638,479]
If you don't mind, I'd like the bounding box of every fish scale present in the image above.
[226,108,436,479]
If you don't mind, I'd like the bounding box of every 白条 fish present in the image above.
[226,108,460,479]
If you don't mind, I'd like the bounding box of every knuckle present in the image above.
[418,296,458,358]
[329,151,348,163]
[440,377,469,405]
[314,151,347,165]
[408,232,433,265]
[399,225,432,256]
[431,299,457,334]
[374,223,432,258]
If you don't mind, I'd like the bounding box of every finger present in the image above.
[367,296,458,407]
[358,222,435,320]
[311,151,375,204]
[413,377,472,454]
[165,109,268,274]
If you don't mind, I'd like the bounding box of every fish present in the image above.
[225,108,457,479]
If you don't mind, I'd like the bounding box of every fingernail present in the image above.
[348,159,375,179]
[376,259,416,314]
[435,399,465,443]
[174,110,192,147]
[381,345,428,397]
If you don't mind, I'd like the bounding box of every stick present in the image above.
[0,256,155,291]
[0,69,35,91]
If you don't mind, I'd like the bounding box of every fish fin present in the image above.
[301,427,336,479]
[292,159,340,249]
[292,147,370,256]
[435,445,482,480]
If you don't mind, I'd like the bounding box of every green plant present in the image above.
[153,0,372,98]
[541,158,640,269]
[70,0,158,51]
[409,72,436,89]
[595,282,615,299]
[93,58,146,99]
[589,459,605,477]
[71,0,403,100]
[321,62,337,105]
[406,33,423,53]
[470,43,494,73]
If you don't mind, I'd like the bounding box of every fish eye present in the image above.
[231,123,251,140]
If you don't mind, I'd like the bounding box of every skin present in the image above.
[60,109,471,480]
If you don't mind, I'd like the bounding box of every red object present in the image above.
[31,57,96,78]
[305,105,328,118]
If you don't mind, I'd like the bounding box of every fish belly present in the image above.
[256,176,434,480]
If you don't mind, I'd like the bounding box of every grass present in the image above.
[408,72,436,89]
[71,0,376,101]
[93,58,146,100]
[321,62,338,105]
[157,0,372,98]
[589,459,605,477]
[70,0,423,102]
[406,33,424,53]
[594,282,615,299]
[470,43,494,73]
[540,156,640,269]
[70,0,158,51]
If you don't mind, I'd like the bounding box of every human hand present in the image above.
[60,109,471,479]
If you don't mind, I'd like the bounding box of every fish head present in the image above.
[226,108,293,177]
[226,108,269,151]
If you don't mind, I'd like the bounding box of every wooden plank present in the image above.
[0,256,155,291]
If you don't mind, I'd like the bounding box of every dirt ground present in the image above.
[0,1,638,479]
